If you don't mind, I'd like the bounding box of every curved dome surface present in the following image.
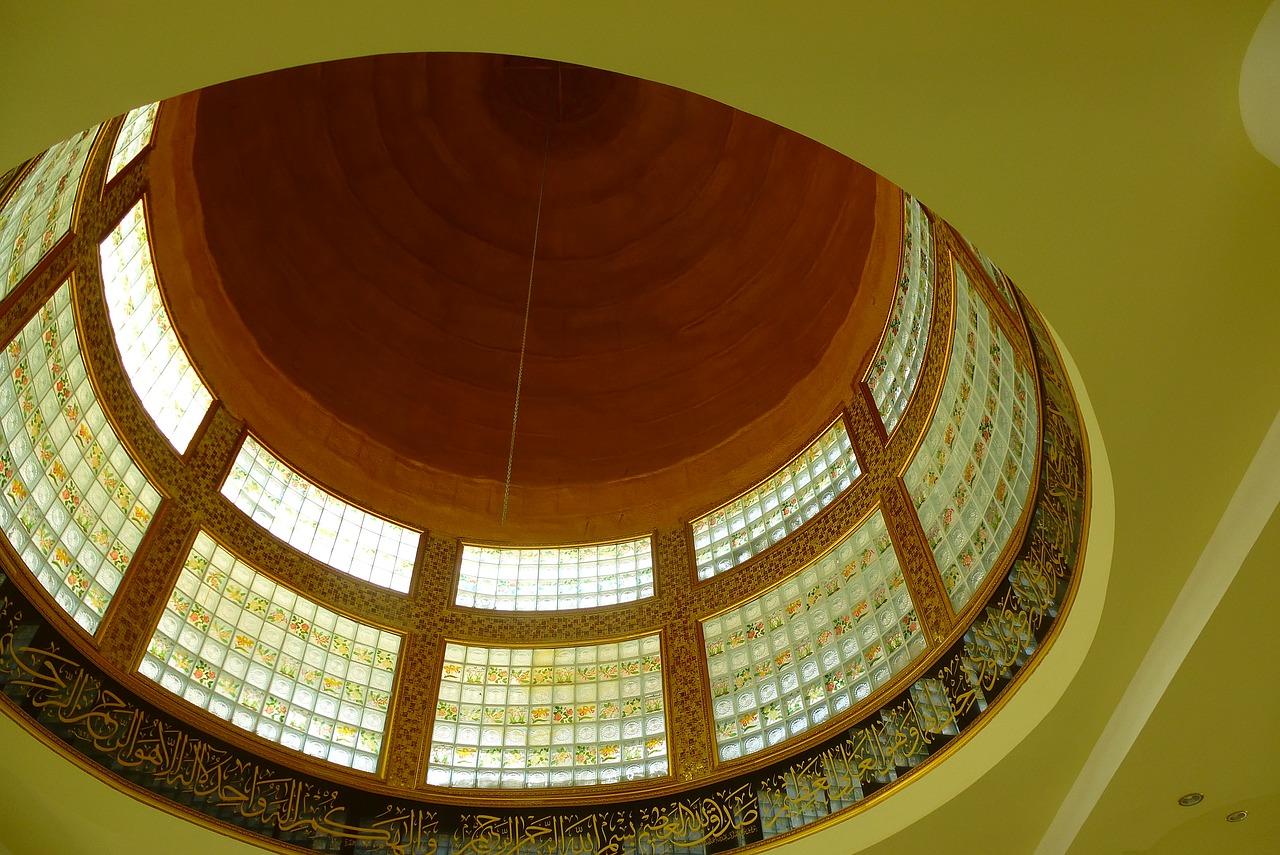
[0,45,1097,855]
[147,53,898,541]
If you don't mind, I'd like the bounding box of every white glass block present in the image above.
[964,235,1020,313]
[457,537,653,612]
[0,126,100,299]
[99,201,213,452]
[693,419,859,580]
[702,510,926,759]
[221,435,418,592]
[138,531,400,771]
[866,193,935,434]
[429,637,667,788]
[903,265,1038,613]
[0,283,162,629]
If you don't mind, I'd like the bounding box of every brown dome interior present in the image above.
[146,53,900,541]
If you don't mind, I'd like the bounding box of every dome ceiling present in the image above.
[0,39,1097,846]
[147,53,898,540]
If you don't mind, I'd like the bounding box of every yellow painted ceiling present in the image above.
[1,2,1278,853]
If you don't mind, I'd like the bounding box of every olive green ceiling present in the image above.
[1,2,1278,853]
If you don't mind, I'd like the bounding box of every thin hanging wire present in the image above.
[502,128,552,524]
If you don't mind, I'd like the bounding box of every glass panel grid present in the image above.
[964,235,1019,313]
[866,193,934,434]
[428,637,668,788]
[106,102,159,181]
[100,201,213,452]
[0,282,162,633]
[703,510,925,762]
[456,538,654,611]
[692,420,859,580]
[138,531,401,772]
[221,436,419,592]
[904,266,1038,612]
[760,762,861,838]
[0,125,100,298]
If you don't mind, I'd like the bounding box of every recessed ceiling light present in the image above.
[1178,792,1204,806]
[1226,810,1249,823]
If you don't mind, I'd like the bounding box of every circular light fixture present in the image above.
[1226,810,1249,823]
[1178,792,1205,806]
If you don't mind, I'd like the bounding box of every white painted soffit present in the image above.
[1035,401,1280,854]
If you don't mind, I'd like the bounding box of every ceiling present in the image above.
[146,52,893,541]
[1,2,1278,854]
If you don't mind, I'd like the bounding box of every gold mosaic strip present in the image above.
[385,531,463,787]
[844,390,953,644]
[95,501,197,667]
[652,524,715,781]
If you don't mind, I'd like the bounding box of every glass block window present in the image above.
[692,420,859,580]
[0,124,100,298]
[0,164,22,200]
[0,282,162,633]
[759,770,834,837]
[100,201,213,452]
[106,102,159,181]
[910,677,960,737]
[138,531,401,772]
[866,193,934,434]
[702,510,925,762]
[903,265,1037,612]
[428,636,668,788]
[963,235,1019,314]
[221,436,419,592]
[760,759,864,839]
[456,538,654,611]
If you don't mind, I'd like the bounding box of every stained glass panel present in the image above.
[456,538,654,611]
[702,510,924,761]
[138,531,401,772]
[865,193,934,434]
[428,636,668,788]
[903,264,1037,612]
[100,201,213,452]
[221,436,419,592]
[692,420,858,580]
[0,125,100,298]
[106,102,159,181]
[0,282,162,633]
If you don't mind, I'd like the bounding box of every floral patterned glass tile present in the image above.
[865,193,934,435]
[903,264,1038,612]
[0,124,101,298]
[702,510,925,762]
[221,436,419,592]
[428,636,668,788]
[692,420,859,580]
[138,531,401,772]
[963,235,1019,314]
[106,102,159,181]
[100,201,213,452]
[0,282,162,633]
[456,538,654,611]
